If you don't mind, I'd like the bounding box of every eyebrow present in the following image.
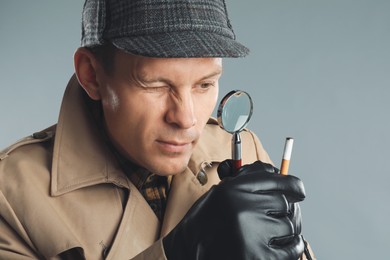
[199,69,223,81]
[139,68,223,85]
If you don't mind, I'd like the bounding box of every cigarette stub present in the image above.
[280,137,294,175]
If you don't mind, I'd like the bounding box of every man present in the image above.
[0,0,314,259]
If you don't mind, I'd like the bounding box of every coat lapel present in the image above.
[107,181,161,259]
[160,167,205,237]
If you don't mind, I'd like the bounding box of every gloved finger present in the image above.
[217,159,245,180]
[217,159,234,180]
[245,201,298,244]
[289,202,302,235]
[228,193,296,240]
[236,160,278,175]
[219,190,290,216]
[218,160,278,180]
[269,234,305,260]
[221,165,306,202]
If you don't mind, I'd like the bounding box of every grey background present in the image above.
[1,1,389,259]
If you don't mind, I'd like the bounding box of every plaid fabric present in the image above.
[81,0,249,58]
[120,160,172,221]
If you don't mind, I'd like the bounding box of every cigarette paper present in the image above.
[280,137,294,175]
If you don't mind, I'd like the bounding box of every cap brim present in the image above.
[110,31,249,58]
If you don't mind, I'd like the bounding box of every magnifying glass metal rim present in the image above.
[217,89,254,134]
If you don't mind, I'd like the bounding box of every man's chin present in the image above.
[148,158,190,176]
[155,165,188,176]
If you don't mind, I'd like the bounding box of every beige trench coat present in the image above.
[0,75,314,259]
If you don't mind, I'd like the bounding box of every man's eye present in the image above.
[199,82,215,89]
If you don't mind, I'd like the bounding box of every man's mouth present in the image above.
[156,140,193,154]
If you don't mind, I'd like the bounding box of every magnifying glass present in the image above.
[217,90,253,171]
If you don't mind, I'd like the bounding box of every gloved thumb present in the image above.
[217,159,236,180]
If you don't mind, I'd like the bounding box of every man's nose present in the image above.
[165,92,197,129]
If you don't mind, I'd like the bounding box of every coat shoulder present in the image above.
[0,126,55,161]
[0,126,56,186]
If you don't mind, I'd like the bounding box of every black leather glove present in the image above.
[163,160,306,260]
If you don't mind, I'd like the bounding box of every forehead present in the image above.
[114,50,223,79]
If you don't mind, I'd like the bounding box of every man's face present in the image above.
[95,51,221,176]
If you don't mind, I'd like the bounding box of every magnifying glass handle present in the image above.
[232,132,242,171]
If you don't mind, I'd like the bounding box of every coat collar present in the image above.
[51,75,130,196]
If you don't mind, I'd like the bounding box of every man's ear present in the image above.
[74,47,102,101]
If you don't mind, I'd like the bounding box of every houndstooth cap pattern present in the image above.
[81,0,249,58]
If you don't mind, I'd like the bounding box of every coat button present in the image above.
[196,170,208,185]
[102,247,109,258]
[32,131,48,139]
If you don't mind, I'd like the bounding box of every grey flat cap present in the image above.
[81,0,249,58]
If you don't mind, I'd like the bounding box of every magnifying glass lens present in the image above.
[217,90,253,133]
